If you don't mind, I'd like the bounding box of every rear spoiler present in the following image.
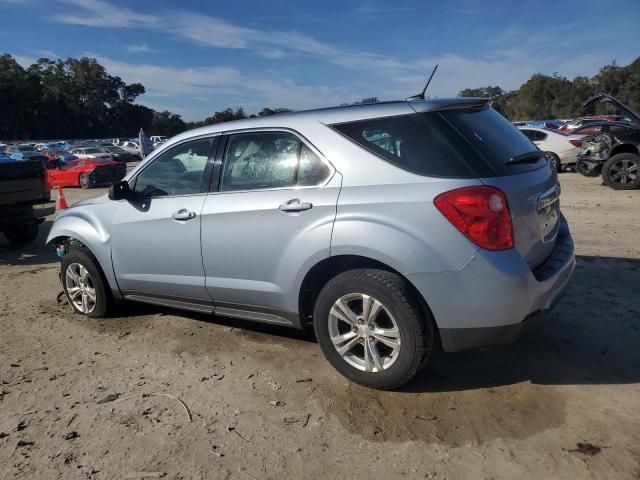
[583,93,640,124]
[408,97,492,114]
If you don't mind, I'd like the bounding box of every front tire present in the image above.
[61,249,111,318]
[601,153,640,190]
[313,269,434,390]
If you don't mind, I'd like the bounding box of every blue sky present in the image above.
[2,0,639,120]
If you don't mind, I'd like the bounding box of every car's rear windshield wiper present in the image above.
[507,151,545,165]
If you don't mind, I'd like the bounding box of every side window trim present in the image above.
[212,128,334,193]
[129,134,220,199]
[208,134,227,193]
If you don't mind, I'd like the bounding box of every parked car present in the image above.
[558,115,630,133]
[1,157,54,246]
[47,97,575,390]
[5,144,37,156]
[566,121,634,138]
[150,136,168,143]
[44,149,76,162]
[118,141,142,155]
[576,93,640,190]
[518,127,581,171]
[69,147,113,161]
[99,145,139,163]
[46,157,126,189]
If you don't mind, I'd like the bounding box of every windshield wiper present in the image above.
[507,151,545,165]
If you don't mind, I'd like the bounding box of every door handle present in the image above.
[279,198,313,213]
[172,208,196,221]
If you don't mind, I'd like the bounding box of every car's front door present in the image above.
[110,135,219,305]
[200,130,340,319]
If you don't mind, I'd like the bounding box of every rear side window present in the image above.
[332,113,486,177]
[521,130,548,141]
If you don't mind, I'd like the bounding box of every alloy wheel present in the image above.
[545,152,559,171]
[609,158,638,185]
[65,263,97,314]
[328,293,401,372]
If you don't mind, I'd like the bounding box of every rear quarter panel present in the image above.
[331,179,481,275]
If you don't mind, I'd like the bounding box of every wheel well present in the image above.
[298,255,436,333]
[49,235,113,291]
[611,144,640,157]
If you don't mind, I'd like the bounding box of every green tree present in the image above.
[151,110,186,137]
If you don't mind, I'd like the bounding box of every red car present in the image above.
[46,157,126,189]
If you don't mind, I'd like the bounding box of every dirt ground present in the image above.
[1,172,639,480]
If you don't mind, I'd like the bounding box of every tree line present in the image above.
[1,53,638,140]
[459,57,640,120]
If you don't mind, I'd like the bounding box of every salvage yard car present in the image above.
[518,126,582,171]
[46,156,126,189]
[47,97,575,390]
[576,93,640,189]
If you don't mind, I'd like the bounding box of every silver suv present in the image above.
[47,98,575,390]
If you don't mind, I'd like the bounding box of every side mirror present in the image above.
[109,180,132,200]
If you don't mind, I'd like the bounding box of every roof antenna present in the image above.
[407,64,438,101]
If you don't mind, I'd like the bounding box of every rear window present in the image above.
[439,108,546,175]
[332,108,544,178]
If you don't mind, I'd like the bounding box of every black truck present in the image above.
[0,158,55,246]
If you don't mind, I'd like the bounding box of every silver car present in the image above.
[47,98,575,390]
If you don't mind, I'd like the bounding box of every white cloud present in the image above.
[90,55,356,117]
[126,44,156,54]
[52,0,157,27]
[35,1,636,119]
[92,55,242,96]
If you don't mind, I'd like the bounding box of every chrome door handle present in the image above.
[172,208,196,221]
[279,198,313,213]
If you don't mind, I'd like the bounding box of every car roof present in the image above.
[167,97,489,142]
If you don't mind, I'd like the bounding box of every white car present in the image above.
[518,127,582,171]
[70,147,112,161]
[150,136,167,143]
[118,141,141,155]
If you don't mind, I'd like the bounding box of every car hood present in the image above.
[584,93,640,125]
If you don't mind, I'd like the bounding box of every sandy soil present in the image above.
[1,172,639,479]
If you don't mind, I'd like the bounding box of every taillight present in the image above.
[434,186,513,251]
[569,140,583,148]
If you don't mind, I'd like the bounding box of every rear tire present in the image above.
[4,223,39,246]
[79,173,93,189]
[313,269,434,390]
[601,153,640,190]
[61,249,111,318]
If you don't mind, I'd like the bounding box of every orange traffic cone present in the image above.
[56,185,68,210]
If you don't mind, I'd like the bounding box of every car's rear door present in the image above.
[200,130,340,320]
[110,135,219,305]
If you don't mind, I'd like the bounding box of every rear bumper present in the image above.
[407,219,575,352]
[558,148,578,165]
